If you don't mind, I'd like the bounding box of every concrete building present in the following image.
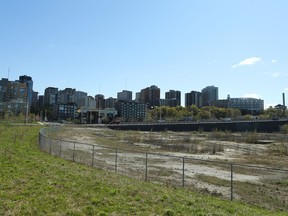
[18,75,33,107]
[38,95,44,109]
[105,97,117,108]
[0,78,28,115]
[86,96,96,108]
[78,107,118,124]
[165,90,181,107]
[117,90,132,101]
[116,101,146,122]
[75,91,88,108]
[95,94,105,109]
[0,78,9,113]
[57,103,77,121]
[211,96,264,115]
[135,92,140,102]
[31,91,39,110]
[202,85,218,106]
[185,91,203,107]
[139,85,160,109]
[44,87,58,105]
[57,88,76,104]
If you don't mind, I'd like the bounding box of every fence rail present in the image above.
[39,127,288,212]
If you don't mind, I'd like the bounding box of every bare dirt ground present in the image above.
[50,126,288,211]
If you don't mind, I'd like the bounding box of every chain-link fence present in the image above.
[39,127,288,211]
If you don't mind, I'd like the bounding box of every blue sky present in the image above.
[0,0,287,108]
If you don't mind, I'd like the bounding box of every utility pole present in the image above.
[25,96,29,124]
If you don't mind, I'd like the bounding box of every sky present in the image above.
[0,0,287,108]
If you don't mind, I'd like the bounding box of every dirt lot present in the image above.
[47,126,288,211]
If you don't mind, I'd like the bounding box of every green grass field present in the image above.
[0,124,286,215]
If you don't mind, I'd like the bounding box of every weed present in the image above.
[1,125,284,215]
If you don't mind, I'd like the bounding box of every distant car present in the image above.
[223,118,231,122]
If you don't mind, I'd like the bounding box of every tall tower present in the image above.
[185,91,202,107]
[117,90,132,101]
[202,85,218,106]
[44,87,58,105]
[165,90,181,107]
[19,75,33,106]
[140,85,160,108]
[283,93,286,109]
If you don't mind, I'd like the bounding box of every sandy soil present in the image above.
[48,126,288,209]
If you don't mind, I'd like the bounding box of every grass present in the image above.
[0,124,287,215]
[195,174,288,212]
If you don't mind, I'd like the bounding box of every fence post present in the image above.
[230,163,233,201]
[59,140,62,158]
[115,148,118,173]
[92,145,95,166]
[39,133,42,149]
[73,142,76,162]
[49,138,52,155]
[182,157,185,188]
[145,153,148,181]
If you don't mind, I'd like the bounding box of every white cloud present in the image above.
[232,57,261,69]
[284,88,288,91]
[271,59,277,64]
[271,72,280,77]
[242,93,262,99]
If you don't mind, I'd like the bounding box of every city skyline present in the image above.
[0,1,287,108]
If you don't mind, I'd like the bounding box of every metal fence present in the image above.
[39,127,288,212]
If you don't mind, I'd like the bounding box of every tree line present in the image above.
[146,105,287,122]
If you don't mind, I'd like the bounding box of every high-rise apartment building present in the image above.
[31,91,38,110]
[0,78,28,115]
[139,85,160,108]
[87,96,96,108]
[44,87,58,105]
[117,90,132,101]
[185,91,203,107]
[202,85,218,106]
[117,101,146,122]
[165,90,181,107]
[18,75,33,106]
[105,97,117,108]
[57,88,76,104]
[95,94,105,109]
[0,79,9,108]
[135,92,140,102]
[75,91,88,108]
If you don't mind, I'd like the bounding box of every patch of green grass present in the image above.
[0,125,286,215]
[276,179,288,186]
[194,174,288,212]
